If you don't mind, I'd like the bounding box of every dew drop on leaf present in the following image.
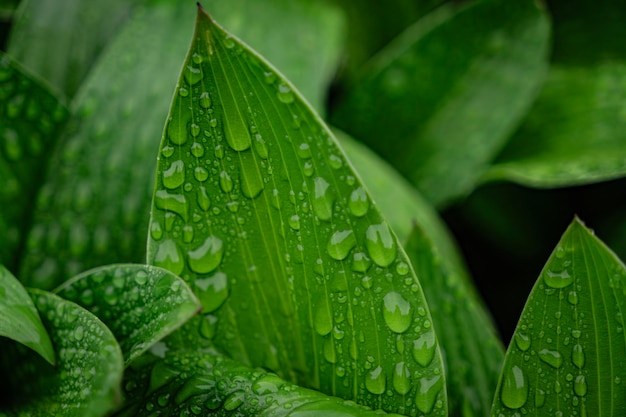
[277,83,294,103]
[412,331,436,367]
[327,230,356,261]
[348,187,368,217]
[538,348,563,368]
[195,272,229,313]
[351,252,371,273]
[163,160,186,189]
[365,365,386,395]
[572,344,585,368]
[187,236,224,274]
[184,65,203,85]
[574,375,587,397]
[314,298,333,336]
[199,91,211,108]
[514,332,531,351]
[393,362,412,395]
[155,190,189,221]
[382,291,412,333]
[197,186,211,211]
[415,375,443,414]
[312,177,334,221]
[365,223,397,267]
[323,337,337,363]
[219,171,233,193]
[500,365,528,409]
[544,269,573,289]
[153,239,185,275]
[191,142,205,157]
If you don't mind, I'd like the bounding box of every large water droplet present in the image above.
[365,366,386,395]
[382,291,412,333]
[199,91,211,108]
[167,109,188,146]
[393,362,411,395]
[544,269,573,289]
[515,332,531,351]
[327,230,356,261]
[253,134,268,159]
[193,166,209,182]
[219,171,234,193]
[184,65,203,85]
[534,388,546,408]
[150,221,163,240]
[155,190,189,222]
[415,375,443,414]
[251,374,283,395]
[572,344,585,368]
[365,223,397,267]
[195,272,228,313]
[153,239,185,275]
[312,177,334,221]
[188,236,224,274]
[323,337,337,363]
[163,160,185,189]
[349,187,368,217]
[412,331,436,366]
[574,375,587,397]
[240,154,264,199]
[314,298,332,336]
[191,142,205,157]
[197,186,211,211]
[224,115,252,152]
[501,365,528,409]
[352,252,371,272]
[277,83,294,103]
[538,349,563,368]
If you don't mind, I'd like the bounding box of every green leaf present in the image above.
[0,289,123,417]
[55,264,201,366]
[147,5,446,415]
[492,218,626,416]
[7,0,145,98]
[0,264,54,365]
[485,1,626,188]
[18,1,196,289]
[0,0,19,19]
[116,347,393,417]
[331,0,550,207]
[209,0,344,113]
[0,52,68,270]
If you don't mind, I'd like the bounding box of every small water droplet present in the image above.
[396,262,410,276]
[219,171,233,192]
[415,375,443,413]
[163,160,185,189]
[188,236,224,274]
[393,362,411,395]
[352,252,372,272]
[412,331,436,366]
[194,166,209,182]
[153,239,185,275]
[253,134,268,159]
[365,223,397,267]
[534,388,545,407]
[365,365,386,395]
[572,344,585,368]
[382,291,412,333]
[538,349,563,368]
[167,110,189,146]
[314,298,332,336]
[323,337,337,363]
[349,187,369,217]
[199,91,211,108]
[303,161,314,177]
[196,272,228,313]
[277,83,294,103]
[312,177,334,221]
[288,215,300,230]
[182,225,194,243]
[362,276,372,289]
[178,87,189,97]
[544,269,573,289]
[567,290,578,305]
[191,142,205,157]
[327,230,356,261]
[501,365,528,409]
[134,270,148,285]
[197,186,211,211]
[240,155,264,199]
[184,65,203,85]
[161,145,175,158]
[574,375,587,397]
[515,332,531,351]
[297,143,311,159]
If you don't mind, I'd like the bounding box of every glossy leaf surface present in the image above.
[55,264,201,366]
[492,218,626,416]
[0,289,123,417]
[332,0,550,207]
[147,6,446,415]
[0,264,54,364]
[116,347,391,417]
[0,53,68,270]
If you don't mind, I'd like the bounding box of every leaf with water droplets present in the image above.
[0,289,123,417]
[55,264,201,366]
[492,218,626,416]
[0,52,69,270]
[147,5,446,415]
[331,0,550,207]
[0,264,55,365]
[116,347,392,417]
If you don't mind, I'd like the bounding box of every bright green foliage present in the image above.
[492,218,626,416]
[116,347,392,417]
[147,6,446,415]
[0,264,54,364]
[55,264,201,366]
[332,0,550,207]
[0,289,123,417]
[0,53,68,269]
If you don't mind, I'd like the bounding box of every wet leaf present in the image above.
[0,264,54,365]
[0,52,68,270]
[147,5,447,415]
[55,264,201,366]
[331,0,550,207]
[18,1,196,289]
[492,218,626,416]
[7,0,144,98]
[115,347,391,417]
[0,289,123,417]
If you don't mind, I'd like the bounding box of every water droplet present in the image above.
[194,166,209,182]
[224,114,252,151]
[323,337,337,363]
[567,290,578,305]
[196,272,228,313]
[382,291,412,333]
[167,108,189,146]
[393,362,411,395]
[312,177,334,221]
[188,236,224,274]
[365,223,397,267]
[415,375,442,413]
[199,91,211,108]
[155,190,188,221]
[178,87,189,97]
[501,365,528,409]
[134,270,148,285]
[240,155,264,199]
[224,391,244,411]
[327,230,356,261]
[365,366,386,395]
[263,71,276,85]
[396,262,410,276]
[544,269,573,289]
[352,252,371,272]
[297,143,311,159]
[253,134,268,159]
[153,239,185,275]
[349,187,369,217]
[161,145,175,158]
[277,83,294,103]
[182,225,194,243]
[303,161,314,177]
[362,276,372,289]
[184,65,203,85]
[288,215,300,230]
[190,142,205,158]
[515,332,531,351]
[538,349,563,368]
[314,298,332,336]
[572,344,585,368]
[219,171,233,193]
[534,388,545,407]
[329,154,343,169]
[190,123,200,137]
[574,375,587,397]
[163,160,185,189]
[196,186,211,211]
[412,331,436,366]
